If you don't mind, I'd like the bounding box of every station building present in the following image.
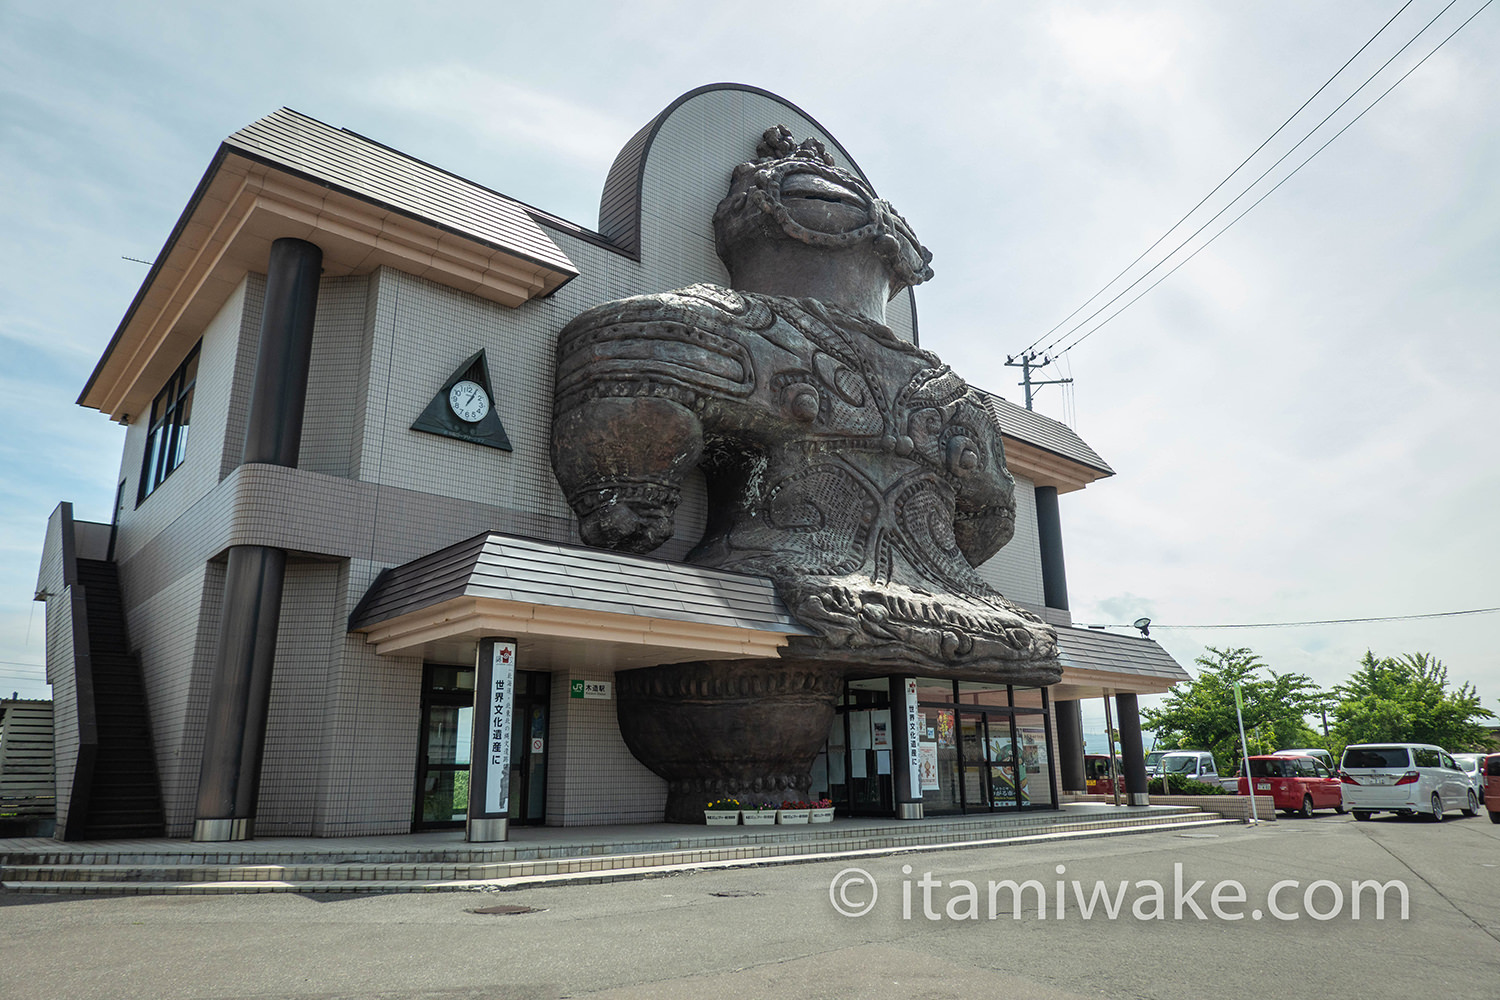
[35,84,1187,841]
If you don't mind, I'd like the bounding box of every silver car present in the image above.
[1452,753,1486,805]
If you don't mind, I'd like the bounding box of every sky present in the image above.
[1,1,1496,733]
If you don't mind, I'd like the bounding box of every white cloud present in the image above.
[367,67,634,172]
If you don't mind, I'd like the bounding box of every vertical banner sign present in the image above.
[903,678,922,800]
[485,641,516,814]
[469,638,517,823]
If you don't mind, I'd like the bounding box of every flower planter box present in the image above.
[741,810,777,826]
[704,810,741,826]
[809,807,834,823]
[777,809,811,825]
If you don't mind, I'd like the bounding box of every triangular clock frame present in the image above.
[410,349,512,451]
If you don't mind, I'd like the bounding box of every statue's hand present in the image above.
[576,485,680,553]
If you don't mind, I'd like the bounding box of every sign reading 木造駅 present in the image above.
[569,679,612,700]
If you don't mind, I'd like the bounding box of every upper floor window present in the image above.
[138,343,200,502]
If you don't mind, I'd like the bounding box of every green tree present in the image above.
[1141,647,1325,775]
[1331,651,1494,750]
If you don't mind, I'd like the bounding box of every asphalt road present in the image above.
[3,810,1497,1000]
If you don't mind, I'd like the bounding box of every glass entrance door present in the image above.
[842,686,893,816]
[414,665,550,830]
[415,665,475,829]
[508,674,550,825]
[956,710,1024,813]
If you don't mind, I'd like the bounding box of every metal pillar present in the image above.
[1115,691,1149,806]
[1034,486,1069,612]
[1054,698,1086,793]
[890,676,925,819]
[194,238,322,842]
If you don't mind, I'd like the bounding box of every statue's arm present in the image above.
[552,294,747,553]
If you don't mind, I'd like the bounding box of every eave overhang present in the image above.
[80,124,579,422]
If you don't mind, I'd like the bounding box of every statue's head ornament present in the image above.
[713,125,935,296]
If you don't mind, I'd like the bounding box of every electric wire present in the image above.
[1087,607,1500,630]
[1048,0,1492,359]
[1014,0,1418,359]
[1040,0,1478,361]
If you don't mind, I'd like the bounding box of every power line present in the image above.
[1042,0,1480,361]
[1048,0,1493,359]
[1086,607,1500,630]
[1015,0,1419,359]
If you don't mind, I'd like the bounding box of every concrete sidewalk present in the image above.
[0,803,1235,895]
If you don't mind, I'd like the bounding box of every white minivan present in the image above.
[1273,748,1335,771]
[1339,743,1480,821]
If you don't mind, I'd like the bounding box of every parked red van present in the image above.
[1085,754,1125,795]
[1238,755,1343,817]
[1485,753,1500,824]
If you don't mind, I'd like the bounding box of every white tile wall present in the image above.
[974,473,1045,606]
[43,591,77,833]
[545,668,666,826]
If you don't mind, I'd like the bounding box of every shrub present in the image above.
[1148,776,1227,796]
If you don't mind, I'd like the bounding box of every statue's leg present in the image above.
[552,396,703,554]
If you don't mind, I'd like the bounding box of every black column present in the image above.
[1115,692,1149,806]
[194,238,321,842]
[1034,486,1069,611]
[242,239,323,466]
[1055,698,1086,793]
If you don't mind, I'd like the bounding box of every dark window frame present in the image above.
[137,342,201,504]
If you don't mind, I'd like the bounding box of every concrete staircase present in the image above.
[68,559,165,840]
[1,805,1235,896]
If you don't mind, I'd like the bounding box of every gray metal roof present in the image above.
[350,532,813,636]
[1055,625,1189,682]
[983,392,1114,477]
[227,109,578,277]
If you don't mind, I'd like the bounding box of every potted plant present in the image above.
[809,798,834,823]
[742,801,778,826]
[704,798,742,825]
[777,800,811,824]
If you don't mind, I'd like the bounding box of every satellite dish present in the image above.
[1132,617,1151,638]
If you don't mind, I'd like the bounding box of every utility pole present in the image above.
[1003,351,1073,411]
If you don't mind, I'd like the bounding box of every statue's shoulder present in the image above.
[559,284,777,340]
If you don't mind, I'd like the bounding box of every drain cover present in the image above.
[470,904,544,915]
[709,890,763,898]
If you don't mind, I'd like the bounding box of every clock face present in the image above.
[448,380,490,423]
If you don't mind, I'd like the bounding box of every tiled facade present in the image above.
[39,85,1159,842]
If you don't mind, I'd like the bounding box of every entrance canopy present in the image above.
[348,532,813,669]
[1051,624,1190,697]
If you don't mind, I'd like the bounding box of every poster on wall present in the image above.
[918,742,940,791]
[873,720,890,749]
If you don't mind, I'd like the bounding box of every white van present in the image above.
[1273,748,1334,771]
[1339,743,1479,821]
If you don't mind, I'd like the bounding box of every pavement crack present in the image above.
[1351,822,1500,943]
